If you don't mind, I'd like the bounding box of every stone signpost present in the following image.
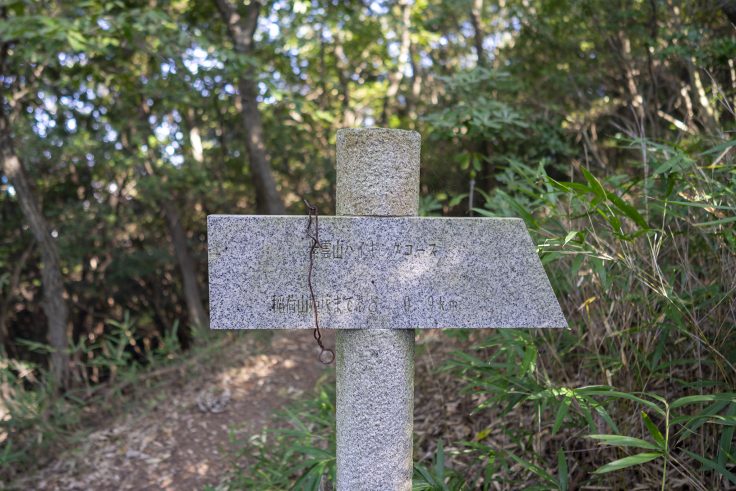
[208,128,567,490]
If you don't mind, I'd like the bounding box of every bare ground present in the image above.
[9,329,479,490]
[10,330,334,491]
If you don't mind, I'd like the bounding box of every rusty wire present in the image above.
[304,198,335,364]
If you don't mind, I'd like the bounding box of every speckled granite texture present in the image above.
[335,128,416,491]
[336,128,420,217]
[335,328,414,490]
[207,215,567,330]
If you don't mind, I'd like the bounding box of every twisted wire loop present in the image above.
[304,198,335,365]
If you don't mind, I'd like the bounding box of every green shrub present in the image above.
[224,379,336,490]
[0,311,184,481]
[451,136,736,489]
[226,137,735,490]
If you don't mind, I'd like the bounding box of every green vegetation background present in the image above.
[1,0,735,489]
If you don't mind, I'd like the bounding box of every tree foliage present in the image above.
[0,0,734,487]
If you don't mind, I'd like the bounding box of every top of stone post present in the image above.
[336,128,420,217]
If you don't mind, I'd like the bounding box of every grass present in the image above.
[2,136,733,489]
[221,135,736,490]
[450,135,736,489]
[0,313,241,483]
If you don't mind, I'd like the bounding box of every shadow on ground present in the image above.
[13,331,334,491]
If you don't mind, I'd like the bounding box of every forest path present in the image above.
[14,331,334,491]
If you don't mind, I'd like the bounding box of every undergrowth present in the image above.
[223,379,337,490]
[223,136,736,490]
[0,312,200,481]
[3,137,733,489]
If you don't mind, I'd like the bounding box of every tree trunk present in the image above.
[0,109,70,387]
[334,37,357,127]
[162,200,209,330]
[237,77,284,213]
[214,0,285,214]
[720,0,736,25]
[406,43,423,120]
[469,0,495,191]
[0,244,31,353]
[133,101,211,338]
[470,0,486,67]
[686,58,719,133]
[379,0,412,125]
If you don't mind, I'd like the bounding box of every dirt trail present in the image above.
[13,331,334,491]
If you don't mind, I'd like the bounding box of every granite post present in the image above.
[335,128,419,490]
[207,127,568,487]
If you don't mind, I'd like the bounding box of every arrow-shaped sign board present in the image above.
[208,215,566,330]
